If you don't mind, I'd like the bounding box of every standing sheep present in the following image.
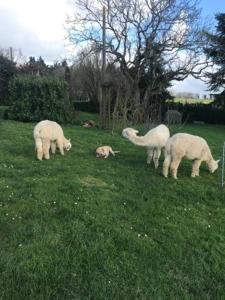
[122,124,170,168]
[33,120,71,160]
[163,133,219,179]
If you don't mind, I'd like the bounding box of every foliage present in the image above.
[204,13,225,108]
[0,55,17,105]
[204,13,225,91]
[0,118,225,299]
[18,56,50,76]
[6,75,74,123]
[214,90,225,108]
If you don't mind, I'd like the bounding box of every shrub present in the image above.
[6,75,74,123]
[0,55,17,105]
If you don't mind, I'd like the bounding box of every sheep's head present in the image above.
[208,159,220,173]
[64,138,72,151]
[122,128,139,139]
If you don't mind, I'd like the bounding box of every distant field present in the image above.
[0,114,225,299]
[172,98,214,104]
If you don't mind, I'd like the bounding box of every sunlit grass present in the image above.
[172,97,214,104]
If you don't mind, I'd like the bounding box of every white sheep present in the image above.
[122,124,170,168]
[96,146,120,158]
[162,133,219,179]
[33,120,71,160]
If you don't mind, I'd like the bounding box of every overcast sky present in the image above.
[0,0,224,96]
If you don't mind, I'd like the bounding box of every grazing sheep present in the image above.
[163,133,219,179]
[33,120,71,160]
[122,124,170,168]
[96,146,120,158]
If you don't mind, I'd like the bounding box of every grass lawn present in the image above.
[0,116,225,299]
[172,98,213,105]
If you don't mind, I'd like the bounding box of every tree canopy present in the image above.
[204,13,225,91]
[66,0,209,124]
[67,0,208,82]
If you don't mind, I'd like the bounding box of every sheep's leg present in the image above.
[109,149,115,156]
[43,138,50,160]
[147,148,154,165]
[104,152,110,158]
[50,141,56,154]
[153,148,161,169]
[163,154,171,177]
[170,158,182,179]
[35,138,43,161]
[191,159,202,177]
[57,139,64,155]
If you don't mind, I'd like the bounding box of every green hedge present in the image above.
[162,103,225,124]
[6,75,74,123]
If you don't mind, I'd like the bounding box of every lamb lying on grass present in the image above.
[96,146,120,158]
[163,133,219,179]
[33,120,71,160]
[122,124,170,168]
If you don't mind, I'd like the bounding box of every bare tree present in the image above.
[66,0,209,124]
[0,47,26,65]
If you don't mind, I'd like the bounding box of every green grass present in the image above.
[172,98,213,104]
[0,117,225,299]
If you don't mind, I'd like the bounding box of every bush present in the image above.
[6,75,74,123]
[0,55,17,105]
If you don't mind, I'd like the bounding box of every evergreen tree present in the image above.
[204,14,225,107]
[0,55,17,105]
[18,56,49,76]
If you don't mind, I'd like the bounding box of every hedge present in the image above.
[6,75,74,123]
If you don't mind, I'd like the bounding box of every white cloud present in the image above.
[170,76,209,97]
[0,0,214,95]
[0,0,72,61]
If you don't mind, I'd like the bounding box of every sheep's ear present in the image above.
[134,129,139,134]
[216,159,220,164]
